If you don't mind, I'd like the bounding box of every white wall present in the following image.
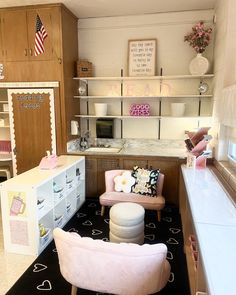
[77,9,214,139]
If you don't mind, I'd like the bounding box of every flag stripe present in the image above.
[34,14,48,56]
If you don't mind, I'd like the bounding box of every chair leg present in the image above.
[71,285,77,295]
[157,210,161,222]
[101,205,105,216]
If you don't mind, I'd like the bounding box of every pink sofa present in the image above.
[53,227,171,295]
[99,170,165,221]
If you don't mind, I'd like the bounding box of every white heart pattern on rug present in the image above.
[168,272,175,283]
[167,238,179,245]
[37,280,52,291]
[82,220,93,226]
[88,203,96,207]
[145,222,156,228]
[167,251,173,260]
[77,212,86,218]
[102,237,109,242]
[33,263,47,273]
[144,234,155,241]
[68,228,78,233]
[104,219,110,224]
[92,229,103,235]
[95,210,101,215]
[162,217,172,222]
[169,228,181,234]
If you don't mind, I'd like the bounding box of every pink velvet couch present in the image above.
[99,170,165,221]
[53,227,171,295]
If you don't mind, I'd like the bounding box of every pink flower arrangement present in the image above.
[184,21,212,53]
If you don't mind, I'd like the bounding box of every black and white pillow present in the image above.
[131,166,160,196]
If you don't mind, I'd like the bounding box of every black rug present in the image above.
[6,199,190,295]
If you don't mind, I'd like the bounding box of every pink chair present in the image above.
[53,227,171,295]
[99,170,165,221]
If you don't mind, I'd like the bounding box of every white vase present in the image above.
[189,53,209,75]
[94,103,107,116]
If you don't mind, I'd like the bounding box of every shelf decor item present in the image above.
[128,39,157,76]
[94,103,108,116]
[130,103,150,116]
[184,21,212,75]
[76,59,93,77]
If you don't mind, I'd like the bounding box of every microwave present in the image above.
[96,119,114,138]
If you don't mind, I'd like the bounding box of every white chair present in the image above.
[53,227,171,295]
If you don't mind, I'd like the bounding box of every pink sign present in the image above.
[130,103,150,116]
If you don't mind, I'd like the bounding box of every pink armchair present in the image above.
[53,227,170,295]
[99,170,165,221]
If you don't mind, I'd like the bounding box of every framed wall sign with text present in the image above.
[128,39,157,76]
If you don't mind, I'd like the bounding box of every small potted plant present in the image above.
[184,21,213,75]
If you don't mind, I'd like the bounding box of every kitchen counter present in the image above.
[67,138,187,158]
[181,165,236,295]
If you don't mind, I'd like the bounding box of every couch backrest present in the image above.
[53,228,170,295]
[105,169,164,196]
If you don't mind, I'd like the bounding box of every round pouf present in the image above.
[109,202,145,244]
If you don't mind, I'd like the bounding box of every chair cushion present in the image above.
[131,166,160,196]
[100,191,165,210]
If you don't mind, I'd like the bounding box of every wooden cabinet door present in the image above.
[148,159,180,205]
[85,157,98,198]
[122,158,148,170]
[97,158,121,195]
[2,10,28,62]
[27,9,55,61]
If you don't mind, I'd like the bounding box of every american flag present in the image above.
[34,14,48,56]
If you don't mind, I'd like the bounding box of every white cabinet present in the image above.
[0,155,85,255]
[73,75,214,139]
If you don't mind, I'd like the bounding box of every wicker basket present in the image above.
[77,60,93,77]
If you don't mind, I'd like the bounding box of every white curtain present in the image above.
[219,84,236,127]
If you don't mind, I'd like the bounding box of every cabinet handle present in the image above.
[24,49,27,56]
[29,49,33,56]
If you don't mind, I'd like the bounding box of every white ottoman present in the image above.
[109,202,145,244]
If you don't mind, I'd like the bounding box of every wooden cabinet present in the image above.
[0,155,85,256]
[179,170,207,295]
[2,8,54,62]
[85,157,98,198]
[85,155,182,205]
[85,156,121,198]
[0,4,79,166]
[97,158,120,195]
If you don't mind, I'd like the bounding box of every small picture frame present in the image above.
[128,39,157,77]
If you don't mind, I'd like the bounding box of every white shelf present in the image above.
[0,155,85,256]
[74,74,214,139]
[73,74,214,81]
[75,115,211,119]
[0,101,8,103]
[75,115,161,119]
[0,111,9,114]
[0,126,10,128]
[74,94,213,99]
